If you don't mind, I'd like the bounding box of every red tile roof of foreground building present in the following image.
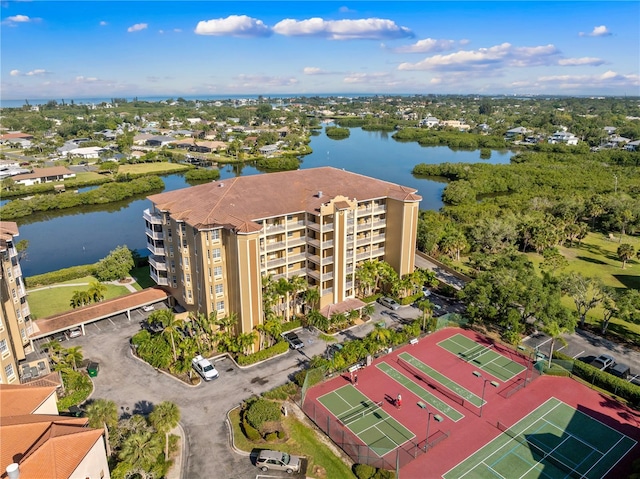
[148,166,421,233]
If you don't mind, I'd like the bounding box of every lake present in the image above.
[17,126,513,277]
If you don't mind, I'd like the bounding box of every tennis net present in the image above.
[338,401,384,426]
[397,356,466,406]
[497,422,585,479]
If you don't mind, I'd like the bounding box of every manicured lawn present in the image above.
[27,283,131,319]
[119,162,191,175]
[229,407,355,478]
[131,265,153,289]
[71,172,105,181]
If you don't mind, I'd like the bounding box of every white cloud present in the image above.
[579,25,612,37]
[398,43,559,72]
[339,6,356,14]
[10,69,21,76]
[343,72,393,84]
[194,15,270,37]
[394,38,457,54]
[75,76,99,83]
[231,74,298,89]
[26,69,48,76]
[273,17,413,40]
[514,70,639,93]
[99,21,108,26]
[174,28,182,33]
[6,14,31,23]
[303,67,334,75]
[558,57,605,66]
[127,23,148,33]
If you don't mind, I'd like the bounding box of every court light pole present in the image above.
[417,401,443,452]
[473,371,499,417]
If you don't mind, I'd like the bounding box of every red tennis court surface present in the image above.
[303,328,640,479]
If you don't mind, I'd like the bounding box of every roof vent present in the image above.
[6,463,19,479]
[219,183,224,187]
[317,191,323,198]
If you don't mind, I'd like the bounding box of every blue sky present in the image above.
[1,1,639,99]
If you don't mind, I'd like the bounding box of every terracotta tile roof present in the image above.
[0,415,103,479]
[0,132,34,140]
[0,384,58,416]
[30,287,170,338]
[320,298,366,318]
[0,221,19,251]
[21,372,63,390]
[148,167,421,233]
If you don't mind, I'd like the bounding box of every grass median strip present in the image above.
[376,362,464,422]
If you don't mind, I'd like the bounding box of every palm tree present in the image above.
[288,275,307,317]
[149,401,180,460]
[543,321,571,369]
[64,346,84,371]
[303,287,320,313]
[235,331,258,355]
[86,398,118,456]
[307,310,329,332]
[416,299,434,331]
[275,278,293,321]
[368,323,392,351]
[118,431,163,470]
[87,280,108,302]
[617,243,635,269]
[361,303,375,320]
[69,290,91,308]
[162,316,183,362]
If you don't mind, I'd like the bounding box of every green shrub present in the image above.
[265,432,278,442]
[373,469,396,479]
[353,464,376,479]
[237,341,289,366]
[184,168,220,182]
[57,370,92,410]
[293,369,308,387]
[262,382,298,400]
[241,417,261,441]
[276,429,285,439]
[281,319,302,332]
[399,292,421,305]
[26,264,96,288]
[245,399,281,430]
[326,126,350,139]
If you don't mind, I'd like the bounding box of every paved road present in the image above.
[34,302,426,479]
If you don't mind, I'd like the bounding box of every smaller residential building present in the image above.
[505,127,529,139]
[12,167,76,186]
[259,144,278,156]
[419,116,440,128]
[549,131,579,145]
[146,135,177,147]
[625,140,640,152]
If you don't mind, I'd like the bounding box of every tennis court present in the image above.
[317,384,416,456]
[443,397,637,479]
[377,362,464,421]
[397,352,485,408]
[438,333,526,381]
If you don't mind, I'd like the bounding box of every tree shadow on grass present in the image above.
[576,256,607,265]
[612,274,640,289]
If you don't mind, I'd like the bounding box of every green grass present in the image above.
[131,265,154,289]
[229,407,355,478]
[119,162,191,175]
[27,283,131,319]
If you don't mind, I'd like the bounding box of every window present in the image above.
[186,273,191,284]
[184,257,189,267]
[208,268,212,279]
[211,229,220,241]
[0,339,7,356]
[215,284,223,296]
[4,364,14,380]
[20,328,26,340]
[216,301,225,312]
[169,245,174,257]
[288,231,293,237]
[214,266,222,277]
[187,290,192,299]
[212,248,221,260]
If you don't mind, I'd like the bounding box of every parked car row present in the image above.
[587,354,638,384]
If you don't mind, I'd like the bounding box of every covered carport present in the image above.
[29,287,171,345]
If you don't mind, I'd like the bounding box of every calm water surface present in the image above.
[18,127,512,276]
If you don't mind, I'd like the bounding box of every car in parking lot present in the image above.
[255,450,301,474]
[589,354,616,370]
[67,327,83,339]
[283,331,304,350]
[141,320,164,333]
[378,296,400,310]
[192,355,219,381]
[609,362,630,379]
[142,304,155,312]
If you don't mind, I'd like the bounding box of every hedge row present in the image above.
[237,341,289,366]
[399,292,421,306]
[553,351,640,405]
[26,264,96,288]
[353,464,395,479]
[281,319,302,333]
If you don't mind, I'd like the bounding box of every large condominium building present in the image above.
[0,222,33,384]
[144,167,421,343]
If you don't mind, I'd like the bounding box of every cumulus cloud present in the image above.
[127,23,148,33]
[579,25,611,37]
[303,67,334,75]
[5,14,31,23]
[194,15,270,37]
[558,57,605,66]
[512,70,639,92]
[398,43,559,72]
[393,38,457,54]
[9,68,50,76]
[99,21,108,26]
[273,18,413,40]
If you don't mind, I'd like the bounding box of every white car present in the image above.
[192,355,219,381]
[142,304,155,312]
[67,327,83,339]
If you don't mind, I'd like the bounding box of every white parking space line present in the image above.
[108,318,116,326]
[92,322,102,331]
[573,350,584,359]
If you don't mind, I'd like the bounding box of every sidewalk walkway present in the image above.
[29,277,138,293]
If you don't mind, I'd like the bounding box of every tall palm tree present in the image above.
[87,280,108,302]
[416,299,434,331]
[149,401,181,460]
[64,346,84,371]
[118,431,163,470]
[86,398,118,456]
[303,287,320,313]
[69,290,91,308]
[543,321,570,369]
[162,316,183,362]
[617,243,635,269]
[368,324,392,351]
[307,310,329,332]
[236,331,258,355]
[288,275,307,318]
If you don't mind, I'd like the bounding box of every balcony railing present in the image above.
[143,208,163,225]
[148,255,167,271]
[265,240,286,252]
[150,270,169,286]
[147,244,166,256]
[145,226,164,240]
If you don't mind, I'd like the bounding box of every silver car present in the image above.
[256,450,301,474]
[378,296,400,310]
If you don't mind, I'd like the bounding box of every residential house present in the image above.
[259,144,279,156]
[144,167,420,349]
[549,131,579,145]
[133,133,156,146]
[175,139,227,153]
[604,135,630,148]
[419,117,439,128]
[505,127,529,139]
[146,135,176,147]
[624,140,640,151]
[0,384,111,479]
[604,126,617,136]
[0,133,34,148]
[0,222,34,384]
[65,146,107,159]
[441,120,470,131]
[11,167,76,187]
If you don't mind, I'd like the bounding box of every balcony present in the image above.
[145,225,164,240]
[264,223,286,234]
[147,243,166,256]
[265,240,286,252]
[150,270,169,286]
[320,239,334,249]
[307,237,320,248]
[266,255,287,268]
[148,255,167,271]
[288,236,307,247]
[17,284,26,298]
[357,221,372,231]
[287,220,306,230]
[372,219,386,229]
[143,208,163,225]
[21,304,31,318]
[12,264,22,279]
